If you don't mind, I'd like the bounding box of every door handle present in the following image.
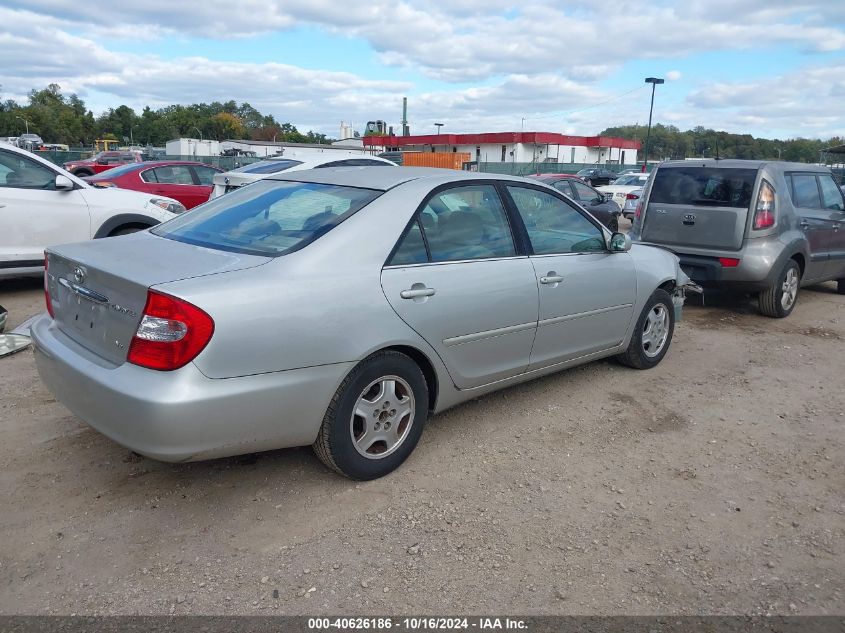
[799,220,810,228]
[539,273,564,285]
[400,285,436,299]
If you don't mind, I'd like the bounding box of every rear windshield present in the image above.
[650,167,757,208]
[152,179,381,256]
[89,162,142,178]
[229,159,304,175]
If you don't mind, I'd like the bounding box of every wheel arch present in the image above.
[381,344,439,413]
[93,213,160,238]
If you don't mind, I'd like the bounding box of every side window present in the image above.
[552,181,573,197]
[818,175,845,211]
[507,186,605,255]
[388,220,428,265]
[421,185,515,262]
[790,173,822,209]
[571,181,600,202]
[152,165,195,185]
[0,150,56,189]
[193,166,218,185]
[140,169,158,183]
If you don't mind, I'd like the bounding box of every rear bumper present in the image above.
[31,315,353,462]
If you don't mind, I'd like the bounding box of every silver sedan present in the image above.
[33,168,695,479]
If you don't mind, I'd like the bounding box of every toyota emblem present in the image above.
[73,266,85,284]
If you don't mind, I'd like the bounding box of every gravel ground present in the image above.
[0,269,843,616]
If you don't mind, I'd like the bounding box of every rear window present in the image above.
[152,179,381,256]
[650,167,757,208]
[229,159,304,175]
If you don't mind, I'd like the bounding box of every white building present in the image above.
[364,132,640,165]
[165,138,220,157]
[220,139,372,157]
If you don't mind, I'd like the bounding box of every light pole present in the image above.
[434,123,444,134]
[15,115,31,134]
[641,77,664,172]
[192,126,203,141]
[130,124,138,147]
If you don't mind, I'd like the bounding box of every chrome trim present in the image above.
[383,255,529,270]
[58,277,109,305]
[443,321,536,347]
[537,304,632,328]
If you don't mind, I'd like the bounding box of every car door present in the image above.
[788,172,834,281]
[817,173,845,278]
[570,180,615,227]
[504,184,636,369]
[0,148,90,266]
[190,165,219,207]
[381,183,539,389]
[145,165,204,208]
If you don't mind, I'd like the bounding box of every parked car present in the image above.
[529,174,622,231]
[575,167,617,186]
[630,159,845,317]
[16,133,44,150]
[84,161,223,209]
[63,151,143,177]
[34,167,695,479]
[0,143,185,279]
[210,153,396,199]
[621,187,643,220]
[597,173,651,207]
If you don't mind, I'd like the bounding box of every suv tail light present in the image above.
[127,290,214,371]
[753,180,776,230]
[44,254,54,318]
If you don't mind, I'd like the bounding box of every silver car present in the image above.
[33,168,694,479]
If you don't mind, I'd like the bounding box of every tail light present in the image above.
[634,201,643,218]
[625,192,640,200]
[44,254,54,318]
[127,290,214,371]
[719,257,740,267]
[753,180,775,230]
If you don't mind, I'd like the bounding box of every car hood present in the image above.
[78,185,180,210]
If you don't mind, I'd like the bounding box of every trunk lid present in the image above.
[46,231,270,364]
[640,165,759,251]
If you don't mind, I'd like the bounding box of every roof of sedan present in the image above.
[265,166,536,190]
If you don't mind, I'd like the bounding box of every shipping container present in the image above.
[401,152,471,170]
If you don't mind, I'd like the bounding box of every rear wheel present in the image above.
[837,279,845,295]
[617,289,674,369]
[607,215,619,232]
[759,259,800,318]
[107,225,148,237]
[313,351,428,480]
[73,169,93,177]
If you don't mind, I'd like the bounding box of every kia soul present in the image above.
[630,159,845,317]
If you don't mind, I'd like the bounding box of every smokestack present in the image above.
[402,97,409,136]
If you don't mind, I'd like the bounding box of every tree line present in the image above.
[0,84,331,147]
[599,124,843,164]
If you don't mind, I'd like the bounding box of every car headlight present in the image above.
[149,198,187,214]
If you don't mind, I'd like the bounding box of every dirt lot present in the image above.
[0,271,843,616]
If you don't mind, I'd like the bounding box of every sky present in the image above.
[1,1,844,140]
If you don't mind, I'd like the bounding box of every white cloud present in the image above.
[666,70,682,81]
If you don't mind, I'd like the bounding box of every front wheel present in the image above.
[617,289,674,369]
[313,351,428,480]
[607,215,619,232]
[758,259,800,318]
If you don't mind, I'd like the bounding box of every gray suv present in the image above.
[630,159,845,317]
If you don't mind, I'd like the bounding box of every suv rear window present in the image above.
[152,179,381,256]
[650,167,757,208]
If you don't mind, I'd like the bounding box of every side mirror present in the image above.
[609,232,631,252]
[55,175,74,191]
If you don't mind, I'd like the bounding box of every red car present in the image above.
[83,161,223,209]
[63,151,143,177]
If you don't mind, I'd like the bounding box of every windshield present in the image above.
[90,163,143,178]
[152,179,381,256]
[613,174,646,186]
[650,167,757,208]
[229,159,304,175]
[576,169,594,176]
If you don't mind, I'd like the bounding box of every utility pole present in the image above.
[15,115,31,134]
[641,77,664,172]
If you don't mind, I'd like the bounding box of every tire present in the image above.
[313,350,429,480]
[617,288,674,370]
[73,169,93,177]
[607,215,619,233]
[758,259,800,318]
[837,279,845,295]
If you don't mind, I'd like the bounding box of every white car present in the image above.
[597,173,651,207]
[211,152,396,199]
[0,143,185,279]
